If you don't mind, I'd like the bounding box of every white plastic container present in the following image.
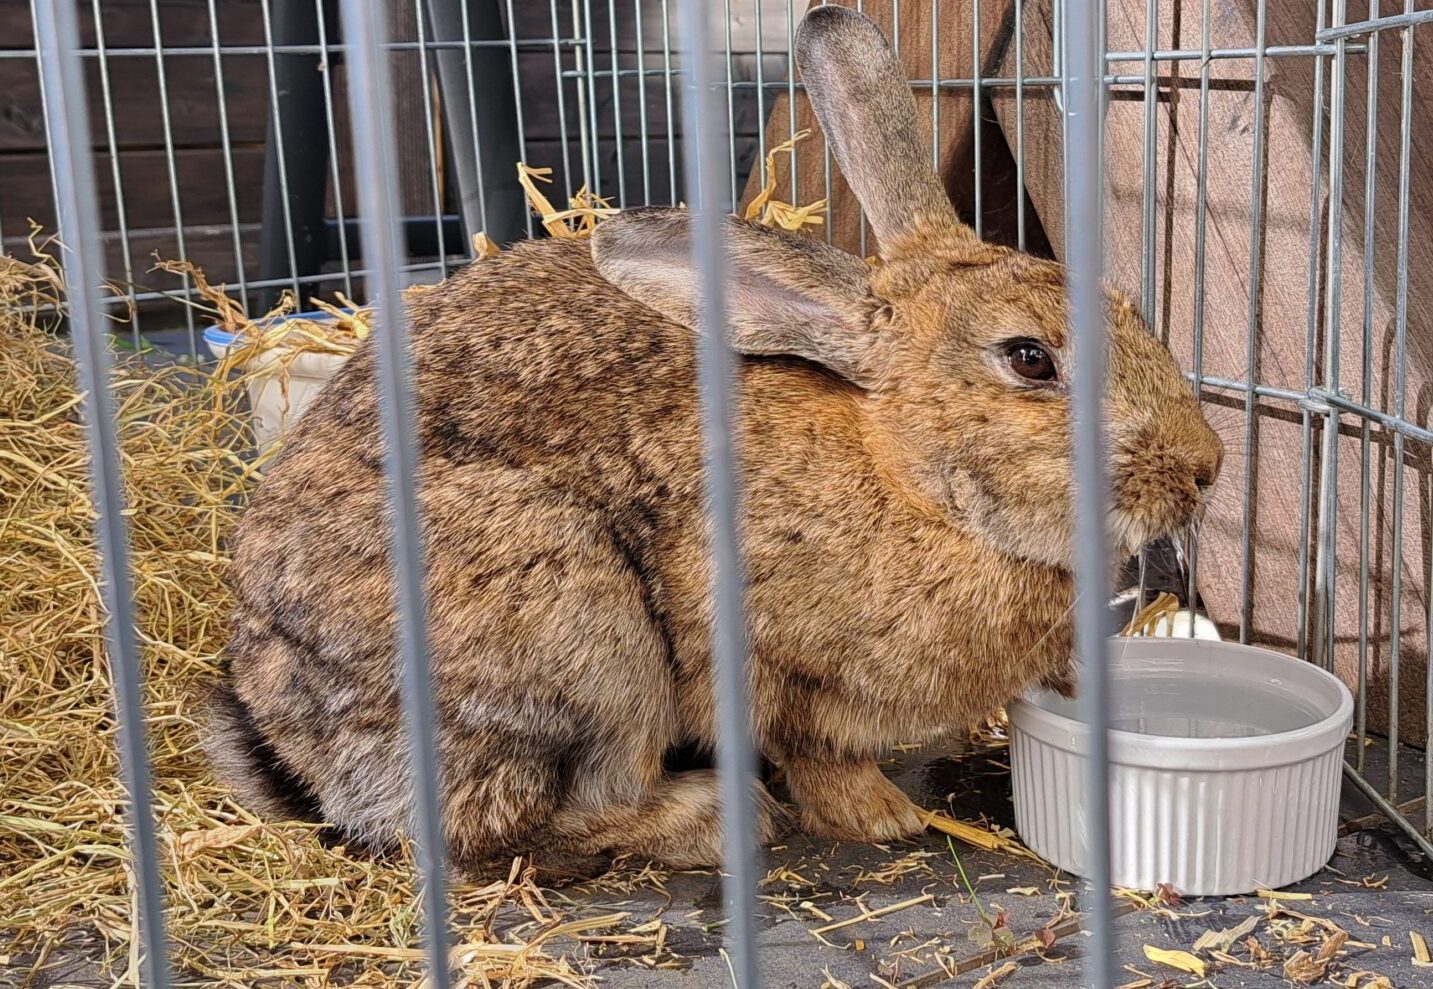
[1009,638,1353,896]
[204,315,351,450]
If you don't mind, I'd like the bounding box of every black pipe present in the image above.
[257,0,339,311]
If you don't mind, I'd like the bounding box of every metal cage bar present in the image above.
[677,3,761,985]
[31,1,173,986]
[1238,0,1270,642]
[336,2,453,988]
[144,0,197,351]
[89,0,144,344]
[1061,2,1115,987]
[1185,0,1213,622]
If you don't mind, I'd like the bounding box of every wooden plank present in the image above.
[515,51,782,143]
[991,0,1431,741]
[0,46,773,153]
[0,146,266,236]
[0,0,266,51]
[524,1,793,55]
[0,224,257,301]
[736,0,1033,257]
[111,226,260,299]
[0,0,781,60]
[0,135,690,261]
[0,0,770,276]
[0,47,769,200]
[0,48,726,153]
[0,54,272,152]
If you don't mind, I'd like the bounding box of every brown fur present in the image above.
[206,6,1221,874]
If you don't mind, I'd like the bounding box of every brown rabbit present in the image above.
[205,6,1221,873]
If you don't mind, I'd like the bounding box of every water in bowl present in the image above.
[1038,666,1328,739]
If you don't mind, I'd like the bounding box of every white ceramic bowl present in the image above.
[1009,638,1353,896]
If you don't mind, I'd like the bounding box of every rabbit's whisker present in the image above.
[1014,596,1079,670]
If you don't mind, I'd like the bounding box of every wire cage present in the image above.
[3,0,1431,986]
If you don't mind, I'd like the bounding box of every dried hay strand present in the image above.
[515,165,621,241]
[0,253,653,987]
[510,129,827,246]
[153,256,373,360]
[742,130,827,232]
[1118,591,1181,638]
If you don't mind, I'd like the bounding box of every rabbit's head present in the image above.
[592,6,1220,569]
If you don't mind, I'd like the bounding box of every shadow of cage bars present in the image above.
[26,0,1433,986]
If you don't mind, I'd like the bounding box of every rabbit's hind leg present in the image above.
[424,480,741,872]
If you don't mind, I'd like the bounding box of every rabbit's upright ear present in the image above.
[592,209,884,388]
[795,6,973,254]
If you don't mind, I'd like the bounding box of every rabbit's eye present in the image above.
[1006,342,1057,382]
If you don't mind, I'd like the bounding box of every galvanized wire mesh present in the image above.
[12,1,1433,985]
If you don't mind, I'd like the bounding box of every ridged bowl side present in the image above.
[1010,729,1345,896]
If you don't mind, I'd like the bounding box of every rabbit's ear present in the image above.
[592,209,883,388]
[795,5,972,254]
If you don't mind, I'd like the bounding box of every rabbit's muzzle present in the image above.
[1111,417,1224,555]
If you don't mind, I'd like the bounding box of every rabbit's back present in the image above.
[264,239,705,494]
[225,235,734,672]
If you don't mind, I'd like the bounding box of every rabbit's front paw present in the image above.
[785,756,924,842]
